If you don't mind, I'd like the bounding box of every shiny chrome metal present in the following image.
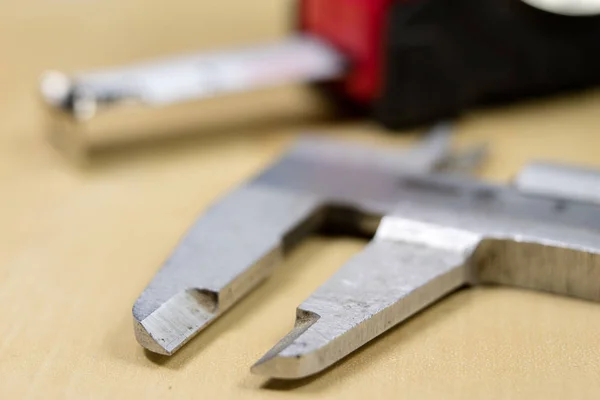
[39,35,346,161]
[41,35,344,118]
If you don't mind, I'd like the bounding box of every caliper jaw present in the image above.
[252,170,600,379]
[133,125,600,379]
[132,125,480,356]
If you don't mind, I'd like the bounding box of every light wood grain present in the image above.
[2,1,600,399]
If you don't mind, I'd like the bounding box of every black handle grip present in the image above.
[373,0,600,129]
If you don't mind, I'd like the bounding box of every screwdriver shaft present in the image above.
[41,35,346,119]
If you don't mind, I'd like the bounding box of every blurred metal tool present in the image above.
[40,0,600,162]
[41,36,343,116]
[132,124,484,356]
[515,161,600,205]
[40,0,600,161]
[39,35,345,161]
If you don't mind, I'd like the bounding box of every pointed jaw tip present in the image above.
[251,353,320,380]
[133,319,173,356]
[132,289,219,355]
[251,309,325,379]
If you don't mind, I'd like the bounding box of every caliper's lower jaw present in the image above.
[252,213,600,379]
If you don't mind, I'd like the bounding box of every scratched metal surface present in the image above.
[252,169,600,378]
[132,133,454,354]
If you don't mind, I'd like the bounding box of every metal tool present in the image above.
[132,124,482,355]
[39,35,345,161]
[133,129,600,379]
[252,171,600,378]
[41,0,600,159]
[40,36,344,119]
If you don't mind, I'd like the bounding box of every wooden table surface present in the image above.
[2,1,600,399]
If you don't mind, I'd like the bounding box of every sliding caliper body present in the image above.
[133,131,600,379]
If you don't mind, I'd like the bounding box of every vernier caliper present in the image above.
[133,130,600,379]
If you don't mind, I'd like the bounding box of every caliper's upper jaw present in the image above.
[132,127,469,356]
[253,176,600,379]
